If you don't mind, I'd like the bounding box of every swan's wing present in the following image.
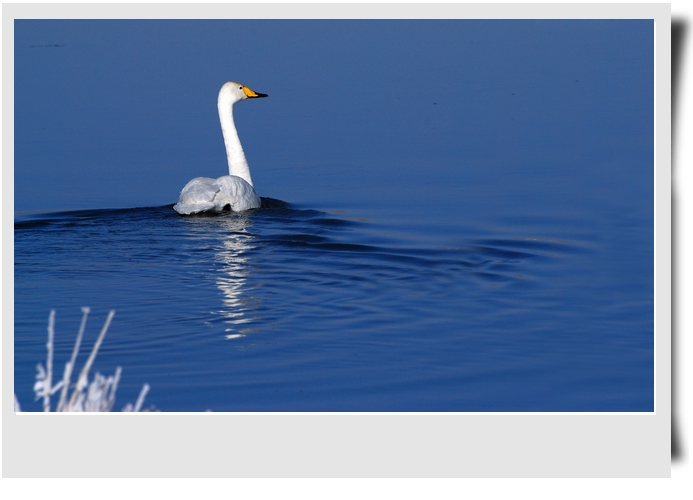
[173,177,219,214]
[173,175,261,215]
[214,175,261,212]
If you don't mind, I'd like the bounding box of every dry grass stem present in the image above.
[17,308,151,412]
[56,307,90,412]
[68,310,115,410]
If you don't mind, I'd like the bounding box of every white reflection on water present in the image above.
[213,216,258,340]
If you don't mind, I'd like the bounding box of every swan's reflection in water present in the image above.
[213,215,260,340]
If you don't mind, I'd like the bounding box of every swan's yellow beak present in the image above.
[242,86,268,99]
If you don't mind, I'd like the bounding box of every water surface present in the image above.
[14,189,653,411]
[13,19,654,412]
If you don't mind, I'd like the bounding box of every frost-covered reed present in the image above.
[15,308,151,412]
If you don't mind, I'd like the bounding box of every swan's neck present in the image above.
[218,102,254,186]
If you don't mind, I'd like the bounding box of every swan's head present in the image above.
[219,81,268,107]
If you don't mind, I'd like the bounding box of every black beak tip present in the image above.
[255,92,268,98]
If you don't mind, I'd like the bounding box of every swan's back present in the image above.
[173,175,261,215]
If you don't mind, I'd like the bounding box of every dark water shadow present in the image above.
[14,205,174,229]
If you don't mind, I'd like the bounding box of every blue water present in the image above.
[13,19,654,411]
[14,183,653,411]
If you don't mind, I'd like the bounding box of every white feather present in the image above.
[174,81,267,215]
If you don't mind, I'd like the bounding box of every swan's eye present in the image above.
[239,86,243,89]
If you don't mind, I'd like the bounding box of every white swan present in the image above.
[173,82,268,215]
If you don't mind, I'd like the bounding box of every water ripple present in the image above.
[14,201,632,412]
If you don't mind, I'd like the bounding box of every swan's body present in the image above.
[174,82,267,215]
[173,175,261,214]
